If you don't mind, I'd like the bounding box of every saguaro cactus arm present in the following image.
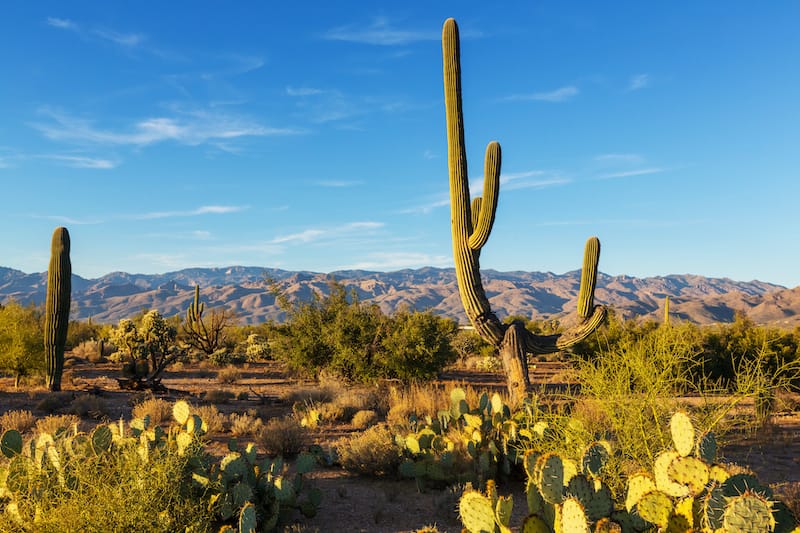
[443,17,606,360]
[44,227,71,392]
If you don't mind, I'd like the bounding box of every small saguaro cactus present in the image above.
[442,18,606,404]
[44,226,71,391]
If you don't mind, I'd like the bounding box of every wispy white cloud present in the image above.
[398,196,450,215]
[423,150,436,160]
[594,153,645,164]
[30,214,102,225]
[286,86,325,97]
[469,170,571,194]
[41,155,117,169]
[536,218,704,228]
[342,251,451,270]
[593,167,665,180]
[32,107,304,147]
[270,221,384,245]
[47,17,145,49]
[46,17,78,31]
[314,180,363,188]
[130,205,249,220]
[93,28,145,48]
[323,17,439,46]
[504,86,579,103]
[628,74,651,91]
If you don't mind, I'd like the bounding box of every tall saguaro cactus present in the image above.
[443,18,606,404]
[44,227,71,391]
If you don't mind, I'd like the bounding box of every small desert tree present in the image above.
[0,301,45,386]
[110,310,182,390]
[181,285,233,357]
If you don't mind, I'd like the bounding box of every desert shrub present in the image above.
[207,347,246,366]
[203,389,235,403]
[451,328,494,361]
[270,280,458,382]
[259,416,306,456]
[66,394,109,418]
[109,311,183,387]
[384,384,486,428]
[699,313,800,390]
[194,404,226,433]
[0,426,213,532]
[216,366,242,384]
[281,385,337,406]
[334,425,401,476]
[376,309,458,380]
[35,392,73,414]
[245,333,271,361]
[70,339,106,362]
[0,300,45,384]
[351,409,379,429]
[132,397,172,426]
[34,414,81,435]
[0,410,36,433]
[64,318,103,350]
[228,411,264,437]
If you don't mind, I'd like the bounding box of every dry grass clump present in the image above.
[35,392,73,413]
[66,394,108,418]
[131,397,172,426]
[194,404,226,434]
[386,384,485,428]
[229,411,265,437]
[35,414,81,435]
[259,416,307,456]
[334,424,401,476]
[70,340,106,363]
[0,410,37,433]
[217,366,242,385]
[204,389,235,403]
[773,482,800,524]
[351,409,379,429]
[281,386,337,406]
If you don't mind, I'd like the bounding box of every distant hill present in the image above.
[0,265,796,327]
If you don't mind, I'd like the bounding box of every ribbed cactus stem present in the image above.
[44,227,71,392]
[577,237,600,318]
[444,17,505,346]
[443,18,607,404]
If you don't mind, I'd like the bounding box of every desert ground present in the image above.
[1,358,798,533]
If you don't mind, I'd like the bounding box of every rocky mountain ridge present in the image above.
[0,266,796,327]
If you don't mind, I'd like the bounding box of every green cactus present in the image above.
[442,17,606,405]
[723,491,775,533]
[669,410,695,458]
[635,489,673,527]
[44,226,71,391]
[1,430,23,458]
[90,425,112,455]
[666,456,709,496]
[459,490,498,533]
[561,496,589,533]
[536,453,565,505]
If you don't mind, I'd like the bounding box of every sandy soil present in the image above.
[1,359,798,533]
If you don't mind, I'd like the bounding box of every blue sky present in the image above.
[2,2,799,287]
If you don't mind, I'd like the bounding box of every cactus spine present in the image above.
[442,18,606,404]
[44,227,71,391]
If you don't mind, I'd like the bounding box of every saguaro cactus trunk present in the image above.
[442,18,606,405]
[44,227,71,391]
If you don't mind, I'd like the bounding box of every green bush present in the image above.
[0,300,45,385]
[376,309,458,380]
[270,280,458,382]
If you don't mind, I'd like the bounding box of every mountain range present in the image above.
[1,266,798,328]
